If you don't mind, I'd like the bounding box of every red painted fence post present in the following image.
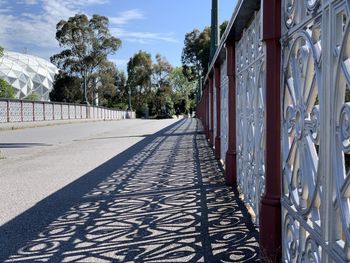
[259,0,282,261]
[7,100,10,122]
[225,42,237,186]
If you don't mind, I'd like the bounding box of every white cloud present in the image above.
[109,9,144,25]
[21,0,39,5]
[112,28,179,44]
[0,1,178,61]
[0,0,108,54]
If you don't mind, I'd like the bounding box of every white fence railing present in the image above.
[197,0,350,261]
[281,0,350,262]
[0,99,135,123]
[236,10,265,224]
[220,59,228,162]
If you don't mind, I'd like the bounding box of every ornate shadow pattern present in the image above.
[1,119,259,262]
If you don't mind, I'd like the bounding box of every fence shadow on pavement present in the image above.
[0,118,259,262]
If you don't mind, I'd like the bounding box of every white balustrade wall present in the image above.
[281,0,350,262]
[235,11,265,223]
[0,99,135,123]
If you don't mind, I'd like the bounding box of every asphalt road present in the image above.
[0,119,178,226]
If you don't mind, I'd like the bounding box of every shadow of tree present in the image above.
[0,119,259,262]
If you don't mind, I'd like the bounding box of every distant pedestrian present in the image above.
[189,108,193,118]
[176,108,180,119]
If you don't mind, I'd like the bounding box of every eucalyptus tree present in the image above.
[127,50,153,112]
[152,53,173,88]
[170,67,196,113]
[50,14,121,104]
[181,21,228,81]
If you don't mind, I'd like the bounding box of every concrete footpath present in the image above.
[0,118,259,262]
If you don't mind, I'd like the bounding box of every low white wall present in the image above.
[0,99,135,123]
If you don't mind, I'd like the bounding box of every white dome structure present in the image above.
[0,51,58,101]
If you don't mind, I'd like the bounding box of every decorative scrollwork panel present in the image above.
[69,105,75,119]
[0,101,8,123]
[213,80,217,142]
[235,11,265,223]
[282,0,350,262]
[62,105,69,120]
[22,102,33,122]
[53,104,61,120]
[45,104,53,121]
[9,101,21,122]
[75,105,81,119]
[34,103,44,121]
[221,59,229,162]
[334,2,350,261]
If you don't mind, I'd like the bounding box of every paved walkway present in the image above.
[0,118,259,262]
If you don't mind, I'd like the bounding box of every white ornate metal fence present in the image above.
[235,10,265,223]
[220,59,229,162]
[0,99,135,123]
[281,0,350,261]
[213,78,217,143]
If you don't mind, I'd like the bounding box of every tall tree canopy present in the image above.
[0,46,3,57]
[152,53,173,88]
[50,14,121,104]
[50,72,83,102]
[181,21,228,81]
[170,67,196,113]
[127,50,153,112]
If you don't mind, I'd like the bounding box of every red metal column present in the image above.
[225,42,237,186]
[214,65,221,159]
[43,102,46,121]
[209,77,214,145]
[259,0,282,261]
[21,101,23,122]
[33,102,35,121]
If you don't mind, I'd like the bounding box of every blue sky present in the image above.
[0,0,237,72]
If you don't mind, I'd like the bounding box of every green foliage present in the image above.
[114,69,127,101]
[152,53,173,87]
[50,71,83,103]
[169,67,196,113]
[51,14,121,104]
[220,21,228,38]
[0,79,16,99]
[90,60,117,107]
[127,50,153,111]
[24,92,39,101]
[0,46,3,57]
[109,102,128,110]
[181,21,228,81]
